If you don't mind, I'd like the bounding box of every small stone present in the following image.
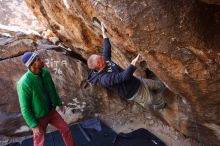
[144,112,152,119]
[149,120,154,125]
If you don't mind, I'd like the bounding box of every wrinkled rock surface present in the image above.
[23,0,220,145]
[200,0,220,5]
[0,0,45,32]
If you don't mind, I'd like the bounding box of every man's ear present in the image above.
[29,60,36,68]
[96,60,100,67]
[97,62,101,67]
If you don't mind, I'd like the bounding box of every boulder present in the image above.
[24,0,220,145]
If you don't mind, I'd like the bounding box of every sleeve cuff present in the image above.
[128,64,137,71]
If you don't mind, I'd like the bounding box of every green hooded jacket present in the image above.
[17,69,62,128]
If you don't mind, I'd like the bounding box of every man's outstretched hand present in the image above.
[101,22,107,38]
[101,22,105,32]
[131,54,143,66]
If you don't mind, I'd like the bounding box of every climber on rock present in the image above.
[87,22,167,112]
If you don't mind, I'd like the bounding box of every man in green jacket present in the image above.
[17,52,75,146]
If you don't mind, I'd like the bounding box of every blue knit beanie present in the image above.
[21,52,39,67]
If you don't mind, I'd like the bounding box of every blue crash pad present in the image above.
[5,118,166,146]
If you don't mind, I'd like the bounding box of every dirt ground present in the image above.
[100,103,201,146]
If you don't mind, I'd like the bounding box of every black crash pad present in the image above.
[111,128,166,146]
[5,118,166,146]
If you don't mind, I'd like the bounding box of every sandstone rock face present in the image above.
[0,0,45,32]
[24,0,220,145]
[200,0,220,5]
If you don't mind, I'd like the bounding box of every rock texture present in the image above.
[200,0,220,5]
[23,0,220,145]
[0,0,45,32]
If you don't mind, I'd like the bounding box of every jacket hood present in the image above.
[87,70,101,84]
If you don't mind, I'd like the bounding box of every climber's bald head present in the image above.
[87,54,106,71]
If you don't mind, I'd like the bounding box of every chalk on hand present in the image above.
[92,17,101,29]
